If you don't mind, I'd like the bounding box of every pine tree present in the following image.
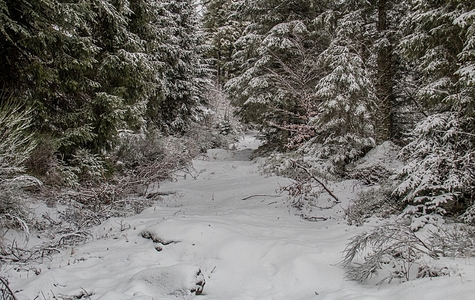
[202,0,243,86]
[396,0,475,216]
[225,0,331,147]
[146,0,209,133]
[306,5,376,174]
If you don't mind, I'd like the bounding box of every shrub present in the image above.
[0,98,39,246]
[342,221,437,284]
[459,205,475,225]
[114,129,165,169]
[343,220,475,284]
[69,148,105,183]
[0,175,42,245]
[345,181,404,226]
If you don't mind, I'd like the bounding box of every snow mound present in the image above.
[354,141,402,171]
[98,265,204,299]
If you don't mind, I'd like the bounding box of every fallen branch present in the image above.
[242,194,281,200]
[300,215,329,222]
[290,160,340,203]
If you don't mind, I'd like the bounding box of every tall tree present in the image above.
[202,0,243,86]
[0,0,106,156]
[0,0,209,160]
[307,4,376,174]
[396,0,475,216]
[146,0,209,133]
[225,0,331,147]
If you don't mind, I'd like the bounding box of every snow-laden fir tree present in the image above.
[147,0,210,134]
[301,6,376,175]
[396,0,475,218]
[225,0,331,148]
[0,0,210,172]
[202,0,244,86]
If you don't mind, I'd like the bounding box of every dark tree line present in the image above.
[0,0,208,161]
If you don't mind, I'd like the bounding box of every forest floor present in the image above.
[4,133,475,300]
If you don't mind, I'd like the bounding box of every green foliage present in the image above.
[70,148,106,184]
[395,0,475,217]
[0,0,209,177]
[144,0,210,134]
[203,0,244,85]
[225,2,331,146]
[115,129,165,169]
[395,112,475,216]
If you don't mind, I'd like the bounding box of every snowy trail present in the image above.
[8,134,475,300]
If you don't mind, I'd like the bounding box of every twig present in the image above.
[300,215,329,222]
[0,277,17,300]
[242,194,281,200]
[290,160,340,203]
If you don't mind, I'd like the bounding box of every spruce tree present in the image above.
[146,0,209,133]
[202,0,243,86]
[225,0,331,147]
[396,0,475,216]
[307,5,376,174]
[0,0,107,156]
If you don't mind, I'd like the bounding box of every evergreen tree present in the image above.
[396,0,475,216]
[202,0,243,86]
[0,0,107,156]
[225,0,331,147]
[305,5,376,173]
[0,0,209,165]
[147,0,209,133]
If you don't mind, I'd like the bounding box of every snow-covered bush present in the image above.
[69,148,105,183]
[0,99,39,246]
[345,182,404,226]
[184,124,229,154]
[395,111,475,217]
[298,137,374,177]
[349,165,392,185]
[343,219,475,284]
[258,152,304,178]
[115,129,165,169]
[0,175,42,251]
[347,140,401,185]
[203,85,244,144]
[460,205,475,225]
[342,221,438,284]
[428,224,475,258]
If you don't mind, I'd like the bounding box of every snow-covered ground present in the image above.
[5,134,475,299]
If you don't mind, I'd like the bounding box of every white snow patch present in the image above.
[354,141,403,171]
[4,133,475,300]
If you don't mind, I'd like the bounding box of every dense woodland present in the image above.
[208,0,475,221]
[1,0,475,269]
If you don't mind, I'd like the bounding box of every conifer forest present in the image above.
[1,0,475,299]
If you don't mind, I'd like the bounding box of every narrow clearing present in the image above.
[8,134,475,300]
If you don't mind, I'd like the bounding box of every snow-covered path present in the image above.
[8,134,475,300]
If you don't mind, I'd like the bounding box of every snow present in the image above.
[353,141,402,172]
[4,133,475,300]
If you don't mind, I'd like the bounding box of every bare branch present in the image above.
[290,160,340,203]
